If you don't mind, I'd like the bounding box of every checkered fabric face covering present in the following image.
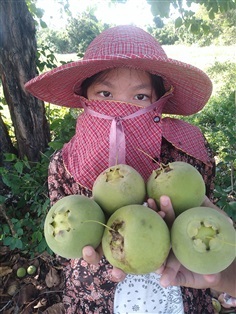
[62,92,172,190]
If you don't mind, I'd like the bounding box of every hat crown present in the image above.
[84,25,167,60]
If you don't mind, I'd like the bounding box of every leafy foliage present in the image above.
[182,61,236,219]
[147,0,236,37]
[147,6,236,46]
[66,11,105,58]
[0,108,78,256]
[37,10,108,56]
[0,153,51,255]
[46,105,80,150]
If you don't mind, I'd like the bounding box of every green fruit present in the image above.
[102,204,170,274]
[92,164,146,215]
[27,265,37,275]
[171,207,236,274]
[17,267,26,278]
[212,298,221,313]
[44,195,105,259]
[147,161,206,216]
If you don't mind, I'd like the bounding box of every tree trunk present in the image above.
[0,0,50,162]
[0,114,17,163]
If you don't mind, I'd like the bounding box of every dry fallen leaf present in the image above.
[0,266,12,277]
[45,267,61,288]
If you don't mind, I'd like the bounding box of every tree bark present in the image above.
[0,0,50,162]
[0,114,17,164]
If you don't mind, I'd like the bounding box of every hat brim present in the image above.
[25,55,212,115]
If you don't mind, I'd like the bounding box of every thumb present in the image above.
[160,251,181,287]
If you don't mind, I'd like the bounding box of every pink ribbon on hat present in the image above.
[81,90,173,167]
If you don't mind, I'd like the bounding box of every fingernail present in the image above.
[85,247,93,257]
[160,276,170,287]
[112,269,123,280]
[160,196,169,207]
[115,274,122,280]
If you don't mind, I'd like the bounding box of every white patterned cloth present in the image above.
[114,273,184,314]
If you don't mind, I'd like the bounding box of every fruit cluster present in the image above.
[44,162,235,275]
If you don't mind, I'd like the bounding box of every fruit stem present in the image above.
[137,148,159,164]
[83,220,116,232]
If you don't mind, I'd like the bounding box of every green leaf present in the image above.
[32,230,43,242]
[149,0,171,18]
[201,24,210,34]
[190,22,200,34]
[40,19,47,29]
[14,161,24,175]
[3,224,10,234]
[3,237,13,246]
[48,141,64,150]
[175,17,183,28]
[14,238,23,249]
[223,203,236,220]
[4,153,17,162]
[208,9,215,20]
[35,8,44,19]
[17,228,24,236]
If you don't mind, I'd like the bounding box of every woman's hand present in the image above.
[160,250,236,297]
[82,245,127,282]
[158,196,236,297]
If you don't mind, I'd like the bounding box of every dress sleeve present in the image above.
[47,150,116,313]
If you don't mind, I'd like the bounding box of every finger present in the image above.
[159,195,175,228]
[147,198,166,218]
[159,251,181,287]
[82,245,102,266]
[202,196,233,223]
[147,198,158,212]
[203,273,221,286]
[155,263,165,275]
[111,267,127,282]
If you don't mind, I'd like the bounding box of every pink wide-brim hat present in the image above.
[25,25,212,116]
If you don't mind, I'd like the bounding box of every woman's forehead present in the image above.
[92,68,152,84]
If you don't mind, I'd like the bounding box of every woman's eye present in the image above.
[99,91,112,97]
[135,94,149,101]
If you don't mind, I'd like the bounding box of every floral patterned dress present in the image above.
[48,137,215,314]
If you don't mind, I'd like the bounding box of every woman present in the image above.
[25,25,235,313]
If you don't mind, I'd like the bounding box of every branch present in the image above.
[0,203,16,236]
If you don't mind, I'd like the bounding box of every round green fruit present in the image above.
[17,267,26,278]
[27,265,37,275]
[44,195,105,259]
[171,206,236,274]
[102,204,170,274]
[147,161,206,216]
[92,164,146,215]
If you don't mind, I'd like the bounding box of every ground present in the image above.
[0,245,235,313]
[0,246,65,313]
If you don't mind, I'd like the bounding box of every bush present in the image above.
[0,106,78,256]
[183,61,236,219]
[0,152,51,255]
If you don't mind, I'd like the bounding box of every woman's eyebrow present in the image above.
[95,81,152,91]
[95,80,113,88]
[130,83,152,91]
